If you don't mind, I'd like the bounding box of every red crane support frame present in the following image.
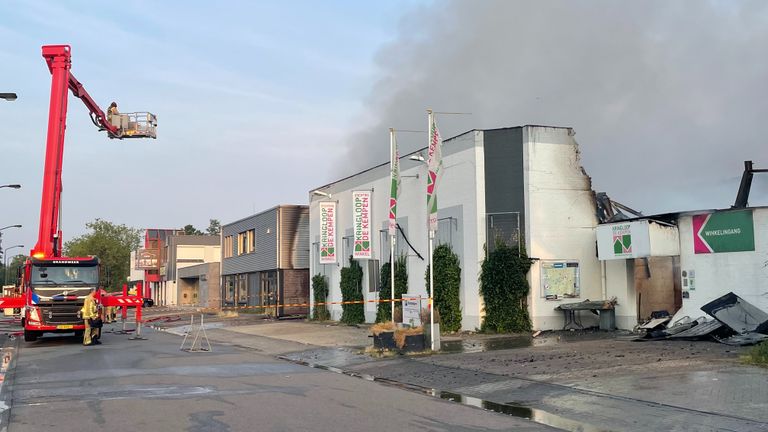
[34,45,122,259]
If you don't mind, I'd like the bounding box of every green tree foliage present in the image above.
[376,255,408,323]
[339,256,364,325]
[183,224,203,235]
[479,242,532,333]
[425,244,462,332]
[1,254,28,286]
[63,219,142,292]
[312,274,331,321]
[206,219,221,236]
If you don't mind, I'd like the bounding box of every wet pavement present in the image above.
[141,311,768,431]
[4,320,555,431]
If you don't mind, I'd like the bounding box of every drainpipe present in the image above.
[601,260,607,300]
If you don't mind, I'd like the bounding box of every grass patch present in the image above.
[742,342,768,367]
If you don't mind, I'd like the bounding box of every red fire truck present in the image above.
[0,45,156,341]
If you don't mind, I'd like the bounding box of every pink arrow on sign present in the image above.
[693,214,714,254]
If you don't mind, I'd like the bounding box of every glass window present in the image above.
[224,275,235,303]
[247,229,255,253]
[31,265,99,285]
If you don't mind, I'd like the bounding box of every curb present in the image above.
[0,336,20,432]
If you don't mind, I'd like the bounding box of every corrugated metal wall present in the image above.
[221,209,278,275]
[279,206,310,269]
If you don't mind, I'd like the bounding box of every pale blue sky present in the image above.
[0,0,428,249]
[2,1,767,255]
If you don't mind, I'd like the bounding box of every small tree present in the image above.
[64,219,142,292]
[312,274,331,321]
[376,256,408,323]
[425,244,462,332]
[183,224,203,235]
[340,256,364,324]
[206,219,221,236]
[479,242,532,333]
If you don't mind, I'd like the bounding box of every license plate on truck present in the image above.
[57,325,74,329]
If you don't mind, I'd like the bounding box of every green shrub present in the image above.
[479,242,532,333]
[376,256,408,322]
[744,342,768,367]
[340,256,365,325]
[312,274,331,321]
[425,244,462,332]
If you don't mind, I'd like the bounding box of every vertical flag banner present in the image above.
[426,114,443,232]
[319,201,337,264]
[353,191,373,259]
[388,131,400,236]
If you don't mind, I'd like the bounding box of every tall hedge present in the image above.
[479,242,532,333]
[376,255,409,323]
[340,256,365,324]
[312,274,330,321]
[425,244,462,332]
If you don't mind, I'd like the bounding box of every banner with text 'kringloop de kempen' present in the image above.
[426,116,443,232]
[353,190,372,259]
[388,134,400,236]
[319,201,337,264]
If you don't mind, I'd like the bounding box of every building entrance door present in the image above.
[260,271,278,317]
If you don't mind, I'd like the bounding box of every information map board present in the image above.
[541,261,580,298]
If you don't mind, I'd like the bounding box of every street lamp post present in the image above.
[0,93,18,101]
[0,185,21,190]
[0,225,22,258]
[3,245,24,286]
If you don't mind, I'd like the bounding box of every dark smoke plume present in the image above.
[341,1,768,213]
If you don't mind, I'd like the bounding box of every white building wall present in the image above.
[160,244,221,307]
[128,250,144,282]
[675,208,768,319]
[310,126,606,331]
[605,259,637,329]
[523,127,603,330]
[310,132,483,329]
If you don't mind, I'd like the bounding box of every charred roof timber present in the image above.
[733,160,768,208]
[595,192,643,223]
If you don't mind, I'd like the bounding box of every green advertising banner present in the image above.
[693,210,755,254]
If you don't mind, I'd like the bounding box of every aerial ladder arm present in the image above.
[33,44,157,258]
[68,73,120,137]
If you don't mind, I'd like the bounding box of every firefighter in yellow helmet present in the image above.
[81,287,101,346]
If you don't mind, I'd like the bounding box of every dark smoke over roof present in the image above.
[340,0,768,213]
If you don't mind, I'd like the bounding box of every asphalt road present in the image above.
[4,324,555,432]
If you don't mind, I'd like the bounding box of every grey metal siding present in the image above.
[279,206,309,269]
[483,128,526,236]
[222,209,279,275]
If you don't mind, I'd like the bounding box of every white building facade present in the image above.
[599,206,767,329]
[309,125,605,331]
[157,236,220,306]
[675,207,767,317]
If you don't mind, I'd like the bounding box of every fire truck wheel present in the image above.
[74,330,84,338]
[24,330,39,342]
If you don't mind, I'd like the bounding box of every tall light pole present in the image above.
[0,225,22,255]
[3,245,24,286]
[0,184,21,190]
[0,93,17,101]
